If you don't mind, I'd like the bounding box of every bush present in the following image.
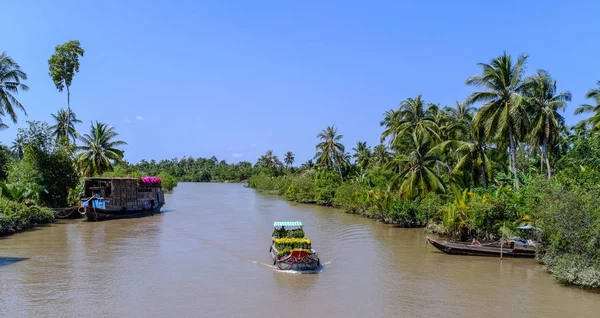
[313,170,340,205]
[248,172,279,193]
[285,171,316,203]
[333,183,364,211]
[157,172,177,192]
[387,197,420,227]
[0,198,54,236]
[521,174,600,288]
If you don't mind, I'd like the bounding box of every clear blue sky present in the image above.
[2,1,599,164]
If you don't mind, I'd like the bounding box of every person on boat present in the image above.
[471,238,482,245]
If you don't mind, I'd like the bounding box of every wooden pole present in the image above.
[500,238,503,260]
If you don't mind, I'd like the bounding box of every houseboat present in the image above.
[269,221,320,271]
[78,177,165,221]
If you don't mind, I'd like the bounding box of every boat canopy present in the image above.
[517,225,543,231]
[273,221,302,228]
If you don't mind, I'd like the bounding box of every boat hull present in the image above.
[81,206,162,221]
[270,245,320,271]
[426,237,536,258]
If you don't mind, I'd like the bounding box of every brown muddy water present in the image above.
[1,183,599,317]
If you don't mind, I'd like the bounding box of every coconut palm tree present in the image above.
[524,70,571,178]
[352,141,371,170]
[284,151,295,168]
[373,143,391,166]
[388,131,446,199]
[315,125,345,180]
[257,150,282,170]
[0,52,29,124]
[76,121,127,176]
[443,125,495,189]
[380,95,440,149]
[466,52,529,189]
[11,135,24,160]
[444,101,476,140]
[574,81,600,131]
[50,108,82,142]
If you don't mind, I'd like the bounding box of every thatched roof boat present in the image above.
[269,221,320,271]
[78,177,165,221]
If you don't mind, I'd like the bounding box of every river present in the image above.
[0,183,598,317]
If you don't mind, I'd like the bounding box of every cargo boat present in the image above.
[78,177,165,221]
[269,221,320,271]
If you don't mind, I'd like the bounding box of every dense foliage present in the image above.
[248,52,600,289]
[132,157,253,183]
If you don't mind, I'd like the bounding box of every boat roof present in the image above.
[273,221,302,228]
[517,225,543,231]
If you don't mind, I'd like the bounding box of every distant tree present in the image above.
[284,151,295,167]
[372,144,391,166]
[352,141,372,170]
[77,121,127,176]
[48,40,84,130]
[315,125,345,181]
[0,52,29,124]
[574,81,600,131]
[524,70,571,178]
[50,108,82,142]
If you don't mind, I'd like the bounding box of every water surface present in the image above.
[1,183,598,317]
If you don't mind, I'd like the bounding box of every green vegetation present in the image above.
[272,228,305,238]
[273,238,312,250]
[2,44,599,289]
[249,52,600,289]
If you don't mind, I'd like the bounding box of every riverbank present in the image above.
[248,170,600,290]
[0,199,55,236]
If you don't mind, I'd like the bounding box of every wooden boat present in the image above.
[426,236,538,258]
[78,177,165,221]
[270,221,320,271]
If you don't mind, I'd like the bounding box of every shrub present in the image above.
[285,171,316,203]
[0,198,54,236]
[313,170,341,205]
[157,172,177,192]
[387,197,420,227]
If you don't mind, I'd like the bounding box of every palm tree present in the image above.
[466,52,529,189]
[388,131,446,198]
[444,101,476,140]
[256,150,283,170]
[574,81,600,131]
[0,52,29,124]
[284,151,295,167]
[50,108,82,142]
[444,101,476,123]
[373,144,391,166]
[76,121,127,176]
[524,70,571,178]
[11,135,24,160]
[443,125,495,189]
[315,125,345,180]
[352,141,371,170]
[380,95,440,149]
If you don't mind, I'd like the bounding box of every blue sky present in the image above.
[2,1,599,164]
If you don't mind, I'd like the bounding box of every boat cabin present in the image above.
[81,177,165,211]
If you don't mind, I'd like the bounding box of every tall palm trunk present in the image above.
[508,125,520,189]
[66,85,71,135]
[542,140,551,178]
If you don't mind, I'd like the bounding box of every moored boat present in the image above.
[78,177,165,221]
[270,221,320,271]
[426,236,539,258]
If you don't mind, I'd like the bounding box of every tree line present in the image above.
[249,52,600,289]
